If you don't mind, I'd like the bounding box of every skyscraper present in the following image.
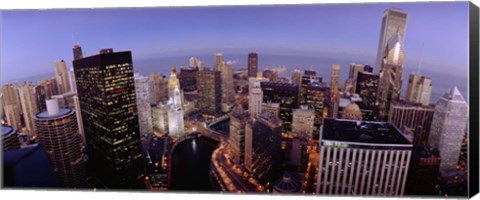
[305,82,329,138]
[375,8,408,69]
[388,101,434,146]
[18,82,39,136]
[167,66,181,100]
[134,73,154,136]
[248,73,268,120]
[168,86,184,138]
[34,99,86,188]
[291,106,315,139]
[406,73,432,106]
[376,31,405,121]
[2,84,22,129]
[329,64,340,118]
[214,53,223,72]
[150,72,168,104]
[73,49,144,189]
[54,60,71,94]
[355,71,379,121]
[261,82,299,133]
[228,104,249,166]
[221,63,235,112]
[428,87,468,171]
[73,45,83,61]
[179,66,199,92]
[34,85,47,112]
[347,63,372,93]
[248,52,258,78]
[197,69,222,116]
[316,118,412,196]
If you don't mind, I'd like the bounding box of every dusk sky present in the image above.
[1,2,470,82]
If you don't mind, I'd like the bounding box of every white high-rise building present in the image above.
[406,73,432,106]
[248,73,268,120]
[134,73,153,136]
[168,86,184,138]
[291,106,315,139]
[54,60,71,94]
[18,82,39,136]
[428,86,468,171]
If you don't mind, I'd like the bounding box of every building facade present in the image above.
[375,8,408,69]
[228,104,249,166]
[388,101,434,146]
[261,82,299,133]
[134,73,154,136]
[248,74,268,120]
[291,106,315,139]
[305,82,329,139]
[329,64,340,118]
[18,82,39,136]
[197,69,222,116]
[406,73,432,106]
[248,52,258,78]
[2,125,21,152]
[355,71,379,121]
[54,60,71,94]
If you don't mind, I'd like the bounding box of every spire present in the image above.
[416,43,424,75]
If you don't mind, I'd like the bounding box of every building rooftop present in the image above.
[35,108,74,120]
[2,125,17,138]
[322,118,411,145]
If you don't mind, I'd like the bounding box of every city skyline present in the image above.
[1,2,469,83]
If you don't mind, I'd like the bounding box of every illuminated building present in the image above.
[272,172,302,194]
[428,87,468,171]
[197,69,221,116]
[150,72,168,104]
[168,86,184,138]
[329,64,340,118]
[179,66,199,92]
[214,53,223,71]
[355,71,379,121]
[2,84,22,129]
[388,101,434,146]
[305,82,329,138]
[406,73,432,106]
[228,104,249,166]
[248,73,268,119]
[375,8,407,69]
[376,31,405,121]
[134,73,154,136]
[2,125,20,152]
[261,82,299,133]
[262,69,278,82]
[300,69,322,104]
[73,49,144,189]
[168,66,181,100]
[73,44,83,60]
[18,82,39,136]
[291,69,302,86]
[291,106,315,139]
[316,118,412,196]
[221,63,235,112]
[152,101,171,135]
[54,60,71,94]
[248,52,258,78]
[34,99,87,188]
[244,120,254,172]
[261,102,280,118]
[251,111,283,187]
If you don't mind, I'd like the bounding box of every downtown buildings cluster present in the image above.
[1,7,469,197]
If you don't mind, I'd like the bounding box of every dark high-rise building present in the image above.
[73,49,144,189]
[73,45,83,61]
[261,82,299,133]
[34,99,87,188]
[248,52,258,78]
[305,82,329,139]
[388,101,435,146]
[405,146,441,196]
[252,111,283,187]
[2,125,20,152]
[355,71,379,121]
[300,69,322,104]
[179,66,199,92]
[197,69,221,116]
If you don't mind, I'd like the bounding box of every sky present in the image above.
[0,2,470,83]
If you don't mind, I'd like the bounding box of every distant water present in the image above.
[3,54,468,104]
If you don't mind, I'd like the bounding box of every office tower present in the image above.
[355,71,379,121]
[221,63,235,112]
[261,82,299,133]
[316,118,412,196]
[72,95,85,145]
[34,85,47,112]
[38,77,59,99]
[134,73,154,136]
[179,66,199,92]
[197,69,222,116]
[263,69,278,82]
[305,82,329,138]
[406,73,432,106]
[405,146,441,195]
[168,66,181,100]
[376,31,405,121]
[341,102,363,120]
[2,125,20,152]
[248,52,258,78]
[375,8,408,69]
[51,92,76,109]
[228,104,249,166]
[2,84,22,129]
[34,99,86,188]
[69,67,77,92]
[18,82,39,136]
[150,72,168,104]
[168,86,184,138]
[251,111,283,187]
[272,172,302,194]
[428,87,468,171]
[73,45,83,60]
[214,53,223,71]
[261,102,280,118]
[329,64,340,118]
[388,101,434,146]
[152,102,171,136]
[300,70,322,104]
[291,106,315,139]
[54,60,71,94]
[347,63,372,93]
[73,49,144,189]
[291,70,302,86]
[248,73,268,120]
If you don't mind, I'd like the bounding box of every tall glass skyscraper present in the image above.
[375,8,407,70]
[73,49,144,189]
